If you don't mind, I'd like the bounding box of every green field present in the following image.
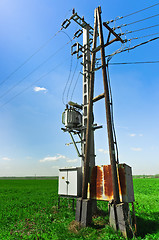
[0,178,159,239]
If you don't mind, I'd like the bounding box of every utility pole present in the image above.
[79,6,133,237]
[96,7,120,204]
[82,24,95,169]
[60,6,134,238]
[69,11,97,225]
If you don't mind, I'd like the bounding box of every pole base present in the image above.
[75,198,92,227]
[75,198,82,222]
[81,199,92,227]
[109,202,133,239]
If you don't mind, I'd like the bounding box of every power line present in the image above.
[61,32,74,105]
[0,37,74,100]
[0,56,69,109]
[127,32,159,41]
[106,2,159,23]
[70,66,82,101]
[109,61,159,65]
[0,29,63,88]
[120,24,159,35]
[106,36,159,57]
[120,2,159,20]
[114,13,159,30]
[66,59,79,103]
[62,55,73,105]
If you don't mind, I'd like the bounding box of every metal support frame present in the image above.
[69,132,82,157]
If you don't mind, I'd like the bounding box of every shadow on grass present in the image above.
[92,209,159,238]
[91,208,109,229]
[136,213,159,238]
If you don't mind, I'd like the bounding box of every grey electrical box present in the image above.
[58,167,82,197]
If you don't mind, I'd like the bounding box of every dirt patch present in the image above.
[68,220,81,234]
[51,206,58,214]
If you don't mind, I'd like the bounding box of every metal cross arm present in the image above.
[70,12,93,34]
[93,22,125,53]
[103,22,125,43]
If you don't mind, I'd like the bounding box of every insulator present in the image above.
[74,29,83,38]
[71,42,78,55]
[61,19,71,29]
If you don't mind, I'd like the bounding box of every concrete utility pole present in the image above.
[82,25,95,169]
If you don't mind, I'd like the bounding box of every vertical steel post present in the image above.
[96,6,120,204]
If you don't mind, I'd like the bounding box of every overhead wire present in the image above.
[120,23,159,35]
[70,66,82,101]
[109,61,159,65]
[0,35,74,100]
[0,56,70,109]
[61,31,74,105]
[107,2,159,23]
[127,32,159,41]
[62,55,73,105]
[106,36,159,57]
[0,7,75,88]
[0,29,63,88]
[66,58,79,103]
[114,13,159,30]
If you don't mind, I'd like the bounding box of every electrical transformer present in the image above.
[62,106,82,129]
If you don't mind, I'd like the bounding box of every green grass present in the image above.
[0,178,159,239]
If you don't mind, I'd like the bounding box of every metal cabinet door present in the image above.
[68,170,77,196]
[58,171,68,195]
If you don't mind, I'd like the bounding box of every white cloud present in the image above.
[98,149,108,154]
[129,133,136,137]
[131,147,142,152]
[40,154,66,163]
[2,157,11,161]
[66,159,78,163]
[129,133,143,137]
[139,134,143,137]
[34,86,47,93]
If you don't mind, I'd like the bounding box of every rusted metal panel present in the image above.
[90,164,134,202]
[90,166,103,199]
[103,165,113,199]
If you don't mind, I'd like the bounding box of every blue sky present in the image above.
[0,0,159,176]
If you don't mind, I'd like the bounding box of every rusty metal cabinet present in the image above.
[90,164,134,203]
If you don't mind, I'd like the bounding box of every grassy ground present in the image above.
[0,178,159,239]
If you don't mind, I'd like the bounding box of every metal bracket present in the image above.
[70,12,93,34]
[71,42,84,59]
[69,132,82,157]
[92,124,103,131]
